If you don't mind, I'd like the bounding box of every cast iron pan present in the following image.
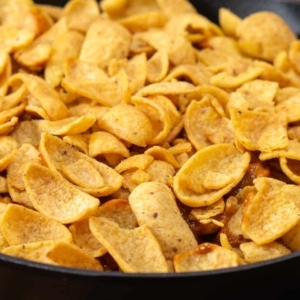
[2,1,300,300]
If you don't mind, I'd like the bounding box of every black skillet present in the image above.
[2,1,300,299]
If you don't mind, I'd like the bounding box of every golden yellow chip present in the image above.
[89,217,169,273]
[190,199,225,222]
[184,98,234,150]
[79,17,131,69]
[39,133,123,197]
[15,17,68,70]
[276,95,300,123]
[147,50,169,83]
[129,182,197,260]
[240,241,291,263]
[11,120,41,147]
[132,96,171,145]
[174,144,250,207]
[219,8,241,38]
[280,157,300,185]
[0,136,18,172]
[122,169,151,192]
[236,12,296,62]
[10,73,68,121]
[89,131,130,159]
[0,204,72,245]
[98,104,153,147]
[62,60,131,107]
[115,154,154,174]
[96,199,138,229]
[69,219,107,258]
[24,163,100,224]
[174,243,240,272]
[63,134,89,154]
[145,146,179,169]
[241,177,300,245]
[63,0,100,33]
[45,30,84,87]
[230,108,288,152]
[145,160,175,185]
[164,64,212,86]
[120,11,166,33]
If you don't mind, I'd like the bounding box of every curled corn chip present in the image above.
[241,177,300,245]
[0,204,72,245]
[145,146,179,169]
[0,136,18,172]
[184,98,234,150]
[89,131,130,159]
[129,182,197,260]
[174,243,240,272]
[115,154,154,174]
[147,50,169,83]
[173,144,250,207]
[79,18,131,69]
[39,133,123,197]
[63,0,100,33]
[90,217,169,273]
[240,241,291,263]
[98,104,153,147]
[69,219,107,258]
[145,160,175,185]
[219,8,241,37]
[62,60,131,107]
[24,163,100,224]
[38,115,96,136]
[236,12,296,62]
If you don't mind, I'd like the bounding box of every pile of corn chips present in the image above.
[1,0,300,273]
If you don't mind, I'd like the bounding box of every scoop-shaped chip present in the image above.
[136,81,197,98]
[63,134,89,154]
[39,133,123,197]
[11,120,41,147]
[190,199,225,222]
[240,241,291,263]
[115,154,154,173]
[45,30,84,87]
[280,157,300,185]
[241,177,300,245]
[89,131,130,158]
[24,163,99,224]
[0,136,18,172]
[69,219,107,258]
[62,60,131,107]
[219,8,241,37]
[132,96,172,145]
[164,64,212,86]
[147,50,169,83]
[145,146,179,169]
[98,104,153,147]
[60,159,105,189]
[184,98,234,150]
[10,73,68,120]
[38,115,96,136]
[79,17,131,69]
[6,143,42,208]
[236,12,296,61]
[173,144,250,207]
[129,182,197,260]
[120,11,166,33]
[275,95,300,123]
[236,80,278,109]
[174,243,240,272]
[96,199,138,229]
[0,204,72,245]
[122,169,151,192]
[230,107,288,152]
[145,160,175,185]
[63,0,100,33]
[89,217,169,273]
